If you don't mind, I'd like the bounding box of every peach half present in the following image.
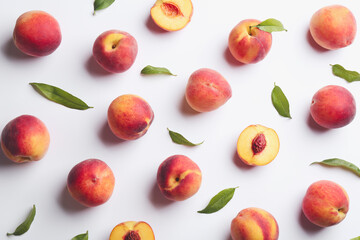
[150,0,193,31]
[237,125,279,166]
[109,221,155,240]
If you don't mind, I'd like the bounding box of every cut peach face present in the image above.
[109,221,155,240]
[237,125,279,166]
[150,0,193,31]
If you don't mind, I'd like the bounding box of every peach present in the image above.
[237,125,279,166]
[228,19,272,64]
[302,180,349,227]
[157,155,201,201]
[310,5,356,50]
[13,10,61,57]
[109,221,155,240]
[67,159,115,207]
[93,30,138,73]
[107,94,154,141]
[231,207,279,240]
[310,85,356,128]
[1,115,50,163]
[185,68,232,112]
[150,0,193,31]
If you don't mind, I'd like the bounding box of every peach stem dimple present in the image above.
[161,2,183,17]
[252,133,266,155]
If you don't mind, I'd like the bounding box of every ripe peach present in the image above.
[302,180,349,227]
[228,19,272,64]
[185,68,232,112]
[1,115,50,163]
[157,155,202,201]
[237,125,280,166]
[108,94,154,141]
[67,159,115,207]
[310,85,356,128]
[93,30,138,73]
[150,0,193,31]
[109,221,155,240]
[13,10,61,57]
[231,207,279,240]
[310,5,356,50]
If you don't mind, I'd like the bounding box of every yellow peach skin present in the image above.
[237,125,279,166]
[108,94,154,141]
[231,207,279,240]
[310,5,356,50]
[229,19,272,64]
[109,221,155,240]
[151,0,193,31]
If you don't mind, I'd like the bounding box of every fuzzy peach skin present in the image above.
[157,155,202,201]
[310,5,356,50]
[67,159,115,207]
[108,94,154,140]
[302,180,349,227]
[231,207,279,240]
[1,115,50,163]
[13,10,61,57]
[237,125,280,166]
[110,221,155,240]
[228,19,272,64]
[185,68,232,112]
[310,85,356,129]
[150,0,193,31]
[93,30,138,73]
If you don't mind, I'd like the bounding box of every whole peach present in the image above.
[302,180,349,227]
[93,30,138,73]
[108,94,154,140]
[310,85,356,128]
[67,159,115,207]
[157,155,202,201]
[13,10,62,57]
[310,5,356,50]
[231,207,279,240]
[185,68,232,112]
[1,115,50,163]
[228,19,272,64]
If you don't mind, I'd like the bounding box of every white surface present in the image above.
[1,0,360,239]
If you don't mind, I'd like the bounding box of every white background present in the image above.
[0,0,360,239]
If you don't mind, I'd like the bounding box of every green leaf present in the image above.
[198,187,238,214]
[331,64,360,82]
[311,158,360,177]
[350,237,360,240]
[7,205,36,236]
[255,18,287,33]
[141,65,176,76]
[30,83,93,110]
[93,0,115,14]
[167,128,204,146]
[72,231,89,240]
[271,83,291,118]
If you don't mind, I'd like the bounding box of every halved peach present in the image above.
[237,125,279,166]
[150,0,193,31]
[109,221,155,240]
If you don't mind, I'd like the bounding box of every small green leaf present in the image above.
[311,158,360,177]
[7,205,36,236]
[271,83,291,118]
[30,83,93,110]
[350,237,360,240]
[255,18,287,33]
[72,231,89,240]
[198,187,238,214]
[167,128,203,146]
[141,65,176,76]
[93,0,115,14]
[331,64,360,82]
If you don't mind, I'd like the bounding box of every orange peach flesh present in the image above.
[237,125,279,166]
[110,221,155,240]
[150,0,193,31]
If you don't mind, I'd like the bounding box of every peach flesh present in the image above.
[161,2,182,17]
